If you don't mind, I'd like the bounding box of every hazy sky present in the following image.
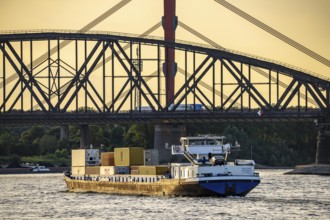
[0,0,329,77]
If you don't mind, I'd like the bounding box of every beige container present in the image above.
[85,166,100,175]
[100,166,115,175]
[130,166,141,171]
[72,166,86,175]
[101,152,115,166]
[131,170,139,175]
[72,150,86,166]
[114,147,144,166]
[138,166,170,175]
[72,149,99,166]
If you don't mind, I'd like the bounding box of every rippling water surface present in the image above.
[0,170,329,219]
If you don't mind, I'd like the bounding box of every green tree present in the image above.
[20,126,45,144]
[123,124,154,148]
[39,134,58,154]
[0,131,16,156]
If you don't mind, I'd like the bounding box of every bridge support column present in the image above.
[60,125,69,141]
[163,0,177,106]
[316,126,330,164]
[154,124,186,163]
[80,124,90,149]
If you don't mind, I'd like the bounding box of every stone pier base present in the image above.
[316,129,330,164]
[154,124,186,164]
[60,125,69,140]
[80,124,90,149]
[285,164,330,175]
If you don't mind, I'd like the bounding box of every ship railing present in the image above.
[72,174,167,183]
[183,151,199,165]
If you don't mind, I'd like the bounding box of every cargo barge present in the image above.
[64,135,260,197]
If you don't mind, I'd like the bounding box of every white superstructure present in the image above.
[171,135,257,180]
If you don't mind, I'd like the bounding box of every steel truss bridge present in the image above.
[0,30,329,125]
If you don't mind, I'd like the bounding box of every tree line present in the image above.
[0,121,317,167]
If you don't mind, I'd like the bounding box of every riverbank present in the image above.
[0,167,70,174]
[285,164,330,175]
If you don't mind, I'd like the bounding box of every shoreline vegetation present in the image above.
[0,122,319,170]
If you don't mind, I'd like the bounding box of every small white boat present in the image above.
[32,165,50,172]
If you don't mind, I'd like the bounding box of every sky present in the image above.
[0,0,329,77]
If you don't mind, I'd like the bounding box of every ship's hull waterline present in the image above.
[64,176,260,197]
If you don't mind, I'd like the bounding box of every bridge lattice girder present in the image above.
[0,32,329,125]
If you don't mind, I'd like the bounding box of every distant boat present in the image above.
[32,165,50,172]
[20,163,37,169]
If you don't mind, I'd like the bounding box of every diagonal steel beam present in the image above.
[177,66,241,108]
[115,83,137,113]
[30,22,161,111]
[226,87,247,111]
[226,59,272,109]
[108,78,134,112]
[61,41,108,112]
[172,57,216,111]
[194,92,211,112]
[178,21,319,107]
[310,84,328,107]
[82,83,103,113]
[222,85,241,109]
[304,83,326,109]
[280,82,302,110]
[113,41,162,111]
[0,75,21,111]
[5,42,54,111]
[170,56,211,110]
[0,42,49,112]
[0,80,25,111]
[0,0,132,89]
[56,41,102,110]
[221,59,266,109]
[85,80,109,112]
[195,86,213,110]
[274,79,296,110]
[109,41,160,111]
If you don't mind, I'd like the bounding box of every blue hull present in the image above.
[199,179,260,197]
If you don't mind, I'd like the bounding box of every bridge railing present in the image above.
[0,29,329,82]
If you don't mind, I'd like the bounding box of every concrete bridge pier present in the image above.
[154,124,186,163]
[316,126,330,164]
[80,124,90,149]
[60,125,69,140]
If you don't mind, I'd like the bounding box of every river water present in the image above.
[0,170,329,219]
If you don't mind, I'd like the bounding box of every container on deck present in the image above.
[114,166,130,174]
[85,166,100,175]
[138,166,170,175]
[131,170,139,175]
[144,149,159,165]
[114,147,144,166]
[72,149,99,166]
[71,166,86,175]
[101,152,115,166]
[100,166,115,175]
